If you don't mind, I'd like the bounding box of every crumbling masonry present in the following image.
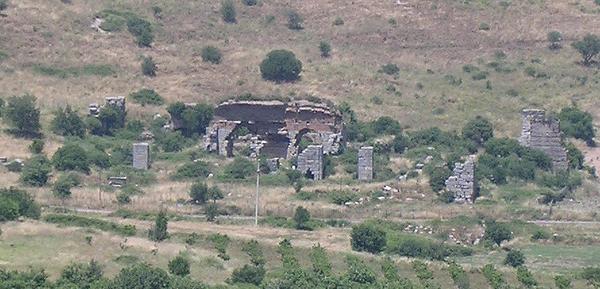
[357,146,374,181]
[89,96,126,117]
[445,156,477,203]
[201,100,344,159]
[519,109,568,171]
[297,145,324,180]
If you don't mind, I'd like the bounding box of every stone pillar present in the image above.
[519,109,568,170]
[358,146,374,181]
[297,145,323,180]
[133,142,150,170]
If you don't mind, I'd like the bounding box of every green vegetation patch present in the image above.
[44,214,136,236]
[32,64,116,78]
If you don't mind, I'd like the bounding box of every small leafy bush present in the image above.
[380,63,400,75]
[129,89,164,106]
[201,46,222,64]
[44,214,136,236]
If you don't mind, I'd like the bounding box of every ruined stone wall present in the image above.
[297,145,323,180]
[519,109,568,171]
[133,142,150,170]
[445,156,476,203]
[357,146,374,181]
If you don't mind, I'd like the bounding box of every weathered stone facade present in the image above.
[297,145,323,180]
[357,146,374,181]
[133,142,150,170]
[519,109,568,171]
[445,156,476,203]
[200,100,343,159]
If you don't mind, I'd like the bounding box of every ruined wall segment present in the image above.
[357,146,374,181]
[519,109,568,171]
[445,156,476,203]
[297,145,324,180]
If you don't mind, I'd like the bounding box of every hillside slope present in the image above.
[0,0,599,135]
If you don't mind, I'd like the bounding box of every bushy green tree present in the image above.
[293,206,311,230]
[113,263,170,289]
[172,161,211,180]
[558,106,595,146]
[168,255,190,276]
[3,94,41,137]
[94,105,126,136]
[260,50,302,82]
[221,0,236,23]
[201,46,222,64]
[392,134,410,153]
[0,187,41,219]
[566,142,584,169]
[351,223,386,253]
[516,266,537,288]
[127,17,153,47]
[484,220,512,246]
[504,250,526,267]
[242,240,265,266]
[189,182,209,204]
[57,260,103,289]
[166,102,214,137]
[346,255,376,284]
[20,155,52,187]
[52,174,80,202]
[51,105,85,137]
[141,56,157,77]
[52,143,90,173]
[462,116,494,146]
[148,210,168,241]
[231,264,265,285]
[572,34,600,66]
[427,166,452,192]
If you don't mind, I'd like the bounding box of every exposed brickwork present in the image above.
[132,142,150,170]
[297,145,323,180]
[357,146,374,181]
[519,109,568,171]
[445,156,476,203]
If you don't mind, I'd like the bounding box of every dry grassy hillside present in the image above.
[0,0,599,134]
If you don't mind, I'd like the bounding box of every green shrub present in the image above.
[531,229,550,241]
[242,240,265,266]
[126,16,153,47]
[351,223,386,253]
[172,161,211,180]
[51,105,86,137]
[0,197,19,221]
[230,265,265,285]
[260,50,302,82]
[148,210,168,241]
[0,187,40,219]
[208,233,230,260]
[380,63,400,75]
[333,17,344,26]
[52,173,80,201]
[484,220,512,246]
[412,260,433,281]
[346,255,376,284]
[141,56,157,77]
[166,102,214,137]
[28,139,44,154]
[479,22,490,30]
[462,116,494,146]
[222,157,255,179]
[221,0,236,23]
[129,89,164,106]
[319,41,331,57]
[386,233,472,260]
[44,214,136,236]
[554,275,572,289]
[482,264,505,289]
[287,10,303,30]
[201,46,222,64]
[566,142,584,169]
[0,0,7,11]
[559,106,595,146]
[504,250,525,267]
[293,206,311,230]
[100,14,126,31]
[572,34,600,66]
[21,155,52,187]
[448,262,470,289]
[427,166,452,192]
[52,143,90,173]
[168,255,190,276]
[471,71,488,80]
[516,266,537,288]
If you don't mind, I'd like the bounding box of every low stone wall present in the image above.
[445,156,476,203]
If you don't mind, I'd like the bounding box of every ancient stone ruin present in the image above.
[201,100,343,159]
[132,142,150,170]
[445,156,476,204]
[297,145,324,180]
[519,109,568,171]
[89,96,126,117]
[357,146,374,181]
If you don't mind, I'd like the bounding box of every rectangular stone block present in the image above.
[133,142,150,170]
[297,145,323,180]
[358,146,374,181]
